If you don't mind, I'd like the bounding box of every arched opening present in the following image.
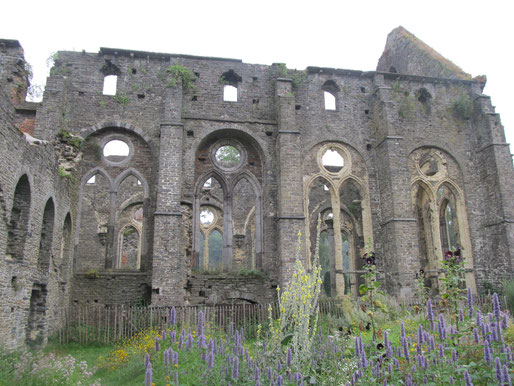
[322,80,339,111]
[37,198,55,273]
[414,183,438,294]
[232,177,259,270]
[437,185,460,253]
[319,230,331,296]
[208,229,223,271]
[60,213,73,275]
[6,175,31,261]
[119,225,140,269]
[77,172,111,271]
[339,179,365,294]
[221,70,242,102]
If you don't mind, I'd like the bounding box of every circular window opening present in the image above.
[322,149,345,173]
[103,140,129,162]
[200,208,215,226]
[215,145,241,168]
[419,157,439,177]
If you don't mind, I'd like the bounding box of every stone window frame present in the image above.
[322,80,340,111]
[317,143,352,178]
[193,170,263,272]
[415,149,448,182]
[100,134,134,168]
[210,139,247,173]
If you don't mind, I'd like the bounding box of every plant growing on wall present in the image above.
[453,94,474,120]
[164,65,197,92]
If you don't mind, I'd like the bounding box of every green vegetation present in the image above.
[453,94,474,120]
[113,93,130,108]
[164,65,197,91]
[1,232,512,385]
[57,166,75,182]
[58,129,83,150]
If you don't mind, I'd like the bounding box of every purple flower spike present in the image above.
[207,350,214,369]
[484,340,492,363]
[418,324,424,344]
[401,323,406,339]
[493,293,502,321]
[503,364,512,386]
[145,352,150,367]
[267,367,273,380]
[354,336,361,358]
[464,370,473,386]
[402,336,410,363]
[155,337,160,352]
[473,328,479,344]
[277,360,282,371]
[254,366,261,382]
[496,357,502,382]
[170,306,177,326]
[459,309,464,323]
[186,332,193,350]
[287,347,293,367]
[451,348,458,364]
[232,356,239,379]
[277,375,284,386]
[144,365,153,386]
[449,376,454,384]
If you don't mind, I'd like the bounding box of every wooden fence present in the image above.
[56,301,347,345]
[55,294,508,345]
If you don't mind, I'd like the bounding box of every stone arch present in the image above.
[79,121,155,154]
[193,130,264,272]
[231,173,262,269]
[114,168,149,198]
[37,198,55,274]
[408,146,476,292]
[60,212,73,276]
[6,174,31,262]
[118,224,141,270]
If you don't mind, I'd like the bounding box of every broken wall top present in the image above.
[377,26,472,80]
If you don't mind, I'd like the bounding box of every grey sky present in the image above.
[2,0,512,149]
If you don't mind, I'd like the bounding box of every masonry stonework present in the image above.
[1,26,513,348]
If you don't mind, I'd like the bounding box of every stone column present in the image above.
[151,84,185,305]
[275,78,305,285]
[371,74,420,296]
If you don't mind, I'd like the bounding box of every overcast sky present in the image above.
[2,0,512,150]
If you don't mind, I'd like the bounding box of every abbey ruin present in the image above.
[1,27,513,348]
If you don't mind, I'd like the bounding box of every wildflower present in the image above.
[232,356,239,379]
[144,365,153,386]
[155,337,160,352]
[496,357,502,382]
[449,376,454,384]
[464,370,473,386]
[170,307,177,326]
[473,328,479,344]
[484,340,492,363]
[145,353,151,367]
[277,375,284,386]
[206,351,214,369]
[502,364,512,386]
[186,332,193,350]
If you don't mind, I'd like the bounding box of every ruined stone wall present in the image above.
[1,34,513,348]
[0,88,73,348]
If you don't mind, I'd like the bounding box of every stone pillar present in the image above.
[372,74,420,296]
[151,84,185,305]
[473,92,514,282]
[275,78,305,286]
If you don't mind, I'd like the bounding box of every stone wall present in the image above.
[1,30,513,348]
